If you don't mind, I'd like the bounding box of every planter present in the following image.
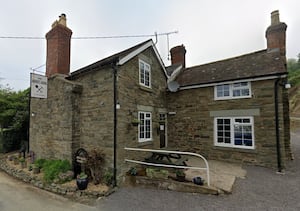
[13,158,19,165]
[193,176,204,185]
[32,166,40,174]
[131,122,139,126]
[20,161,27,169]
[76,178,89,190]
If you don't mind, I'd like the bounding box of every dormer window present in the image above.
[139,59,151,88]
[215,82,251,100]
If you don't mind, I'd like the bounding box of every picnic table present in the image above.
[144,151,188,166]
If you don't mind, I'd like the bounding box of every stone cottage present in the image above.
[166,10,292,171]
[30,11,291,184]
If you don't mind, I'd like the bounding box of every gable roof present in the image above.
[69,39,167,79]
[176,49,287,88]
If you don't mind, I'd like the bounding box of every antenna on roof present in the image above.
[165,31,178,61]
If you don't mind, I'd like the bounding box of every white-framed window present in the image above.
[215,82,251,100]
[214,117,254,149]
[138,111,152,142]
[139,59,151,88]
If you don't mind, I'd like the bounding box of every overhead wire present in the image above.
[0,31,178,40]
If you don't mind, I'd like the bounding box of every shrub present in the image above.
[103,170,113,186]
[34,159,47,169]
[35,159,72,183]
[86,149,105,185]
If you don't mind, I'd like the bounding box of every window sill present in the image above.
[214,96,251,101]
[139,85,153,93]
[213,145,257,153]
[138,140,153,147]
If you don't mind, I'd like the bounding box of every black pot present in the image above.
[193,176,204,185]
[76,178,88,190]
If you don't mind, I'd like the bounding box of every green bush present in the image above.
[35,159,71,183]
[103,171,113,186]
[34,159,47,169]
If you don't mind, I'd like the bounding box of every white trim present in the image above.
[117,40,168,78]
[214,116,255,150]
[139,59,151,88]
[214,82,252,100]
[179,74,288,90]
[138,111,152,143]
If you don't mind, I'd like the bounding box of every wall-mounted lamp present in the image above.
[284,83,291,89]
[116,102,120,110]
[31,112,36,117]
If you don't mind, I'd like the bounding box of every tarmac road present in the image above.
[0,170,96,211]
[96,130,300,211]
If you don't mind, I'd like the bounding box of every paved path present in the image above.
[96,131,300,210]
[0,170,96,211]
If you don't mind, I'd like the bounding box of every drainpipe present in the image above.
[274,78,282,173]
[112,62,118,187]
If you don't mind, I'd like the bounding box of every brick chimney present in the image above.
[45,14,72,78]
[265,10,287,58]
[170,45,186,68]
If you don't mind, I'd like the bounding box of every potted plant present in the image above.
[131,119,140,126]
[13,156,19,165]
[192,176,204,185]
[128,167,137,176]
[175,169,186,182]
[76,172,89,190]
[19,157,27,169]
[32,164,40,174]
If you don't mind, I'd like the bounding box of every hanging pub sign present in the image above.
[30,73,48,99]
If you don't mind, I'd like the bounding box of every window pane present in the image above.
[225,138,231,143]
[224,119,230,124]
[241,89,249,96]
[218,137,223,143]
[233,90,240,96]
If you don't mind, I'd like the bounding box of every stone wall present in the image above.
[167,79,290,168]
[30,74,82,161]
[116,47,167,176]
[30,47,168,183]
[70,67,115,170]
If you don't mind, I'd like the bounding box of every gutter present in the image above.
[274,77,283,173]
[112,62,118,187]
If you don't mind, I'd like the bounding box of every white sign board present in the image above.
[31,73,48,99]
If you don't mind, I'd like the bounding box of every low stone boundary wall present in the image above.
[0,157,114,201]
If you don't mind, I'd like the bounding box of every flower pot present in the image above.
[20,161,27,169]
[131,122,139,126]
[76,178,89,190]
[33,166,40,174]
[193,176,204,185]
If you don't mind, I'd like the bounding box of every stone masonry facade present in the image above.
[167,79,292,168]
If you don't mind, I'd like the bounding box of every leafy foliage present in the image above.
[35,159,72,183]
[0,85,29,152]
[86,149,105,185]
[287,55,300,86]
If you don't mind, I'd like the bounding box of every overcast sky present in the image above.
[0,0,299,90]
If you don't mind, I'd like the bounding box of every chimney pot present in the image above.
[271,10,280,25]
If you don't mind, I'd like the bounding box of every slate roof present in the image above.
[68,39,153,79]
[176,49,287,87]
